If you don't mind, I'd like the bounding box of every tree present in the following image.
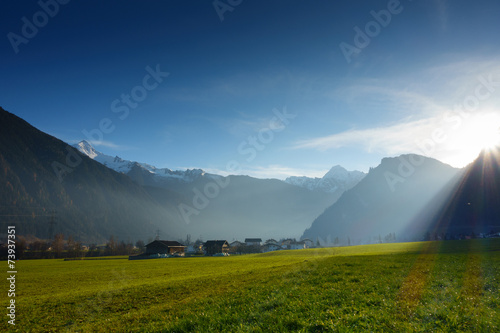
[68,240,82,258]
[15,237,27,259]
[135,240,145,251]
[384,233,396,243]
[67,235,75,253]
[106,235,117,255]
[88,243,98,257]
[31,240,49,259]
[52,234,64,258]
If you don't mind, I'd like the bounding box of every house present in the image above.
[145,240,185,256]
[230,240,244,248]
[280,239,294,247]
[204,240,229,256]
[245,238,262,246]
[228,241,244,254]
[261,242,282,252]
[281,239,305,250]
[302,238,314,248]
[288,242,305,250]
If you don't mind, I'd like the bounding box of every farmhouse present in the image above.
[230,240,244,248]
[281,239,306,250]
[245,238,262,246]
[262,242,282,252]
[288,242,306,250]
[145,240,185,256]
[204,240,229,256]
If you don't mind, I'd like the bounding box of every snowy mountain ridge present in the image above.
[74,141,365,192]
[74,140,208,183]
[285,165,365,193]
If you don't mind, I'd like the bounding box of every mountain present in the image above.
[301,154,463,245]
[74,140,212,184]
[0,107,187,243]
[76,141,365,195]
[428,147,500,236]
[74,141,361,240]
[75,141,344,240]
[148,175,343,241]
[285,165,365,193]
[0,110,346,242]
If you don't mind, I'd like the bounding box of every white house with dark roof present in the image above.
[262,242,282,252]
[245,238,262,246]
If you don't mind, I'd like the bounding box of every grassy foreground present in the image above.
[2,239,499,332]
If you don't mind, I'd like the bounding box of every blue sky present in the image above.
[2,0,500,179]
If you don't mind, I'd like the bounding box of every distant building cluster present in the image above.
[129,237,316,260]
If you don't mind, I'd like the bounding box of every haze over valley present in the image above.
[2,106,499,245]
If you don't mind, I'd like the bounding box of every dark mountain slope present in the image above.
[428,147,500,235]
[302,155,462,244]
[0,107,186,243]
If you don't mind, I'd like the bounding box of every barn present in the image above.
[145,240,185,256]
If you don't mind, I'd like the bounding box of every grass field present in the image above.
[2,239,499,332]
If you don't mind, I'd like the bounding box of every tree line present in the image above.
[0,234,147,260]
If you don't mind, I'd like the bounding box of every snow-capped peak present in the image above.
[73,140,208,183]
[284,166,366,193]
[75,140,99,159]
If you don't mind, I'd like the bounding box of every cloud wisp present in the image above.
[292,117,438,155]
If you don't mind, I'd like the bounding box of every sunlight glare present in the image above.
[468,114,500,151]
[446,113,500,167]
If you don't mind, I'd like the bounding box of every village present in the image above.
[3,230,500,260]
[128,229,500,260]
[129,237,316,260]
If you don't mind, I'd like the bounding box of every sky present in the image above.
[2,0,500,179]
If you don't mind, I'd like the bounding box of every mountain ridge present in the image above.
[75,140,365,194]
[301,154,464,244]
[74,140,211,183]
[285,165,365,193]
[0,107,187,243]
[0,110,352,242]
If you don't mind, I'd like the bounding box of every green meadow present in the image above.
[2,239,499,332]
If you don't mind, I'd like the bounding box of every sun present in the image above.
[446,113,500,167]
[466,114,500,151]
